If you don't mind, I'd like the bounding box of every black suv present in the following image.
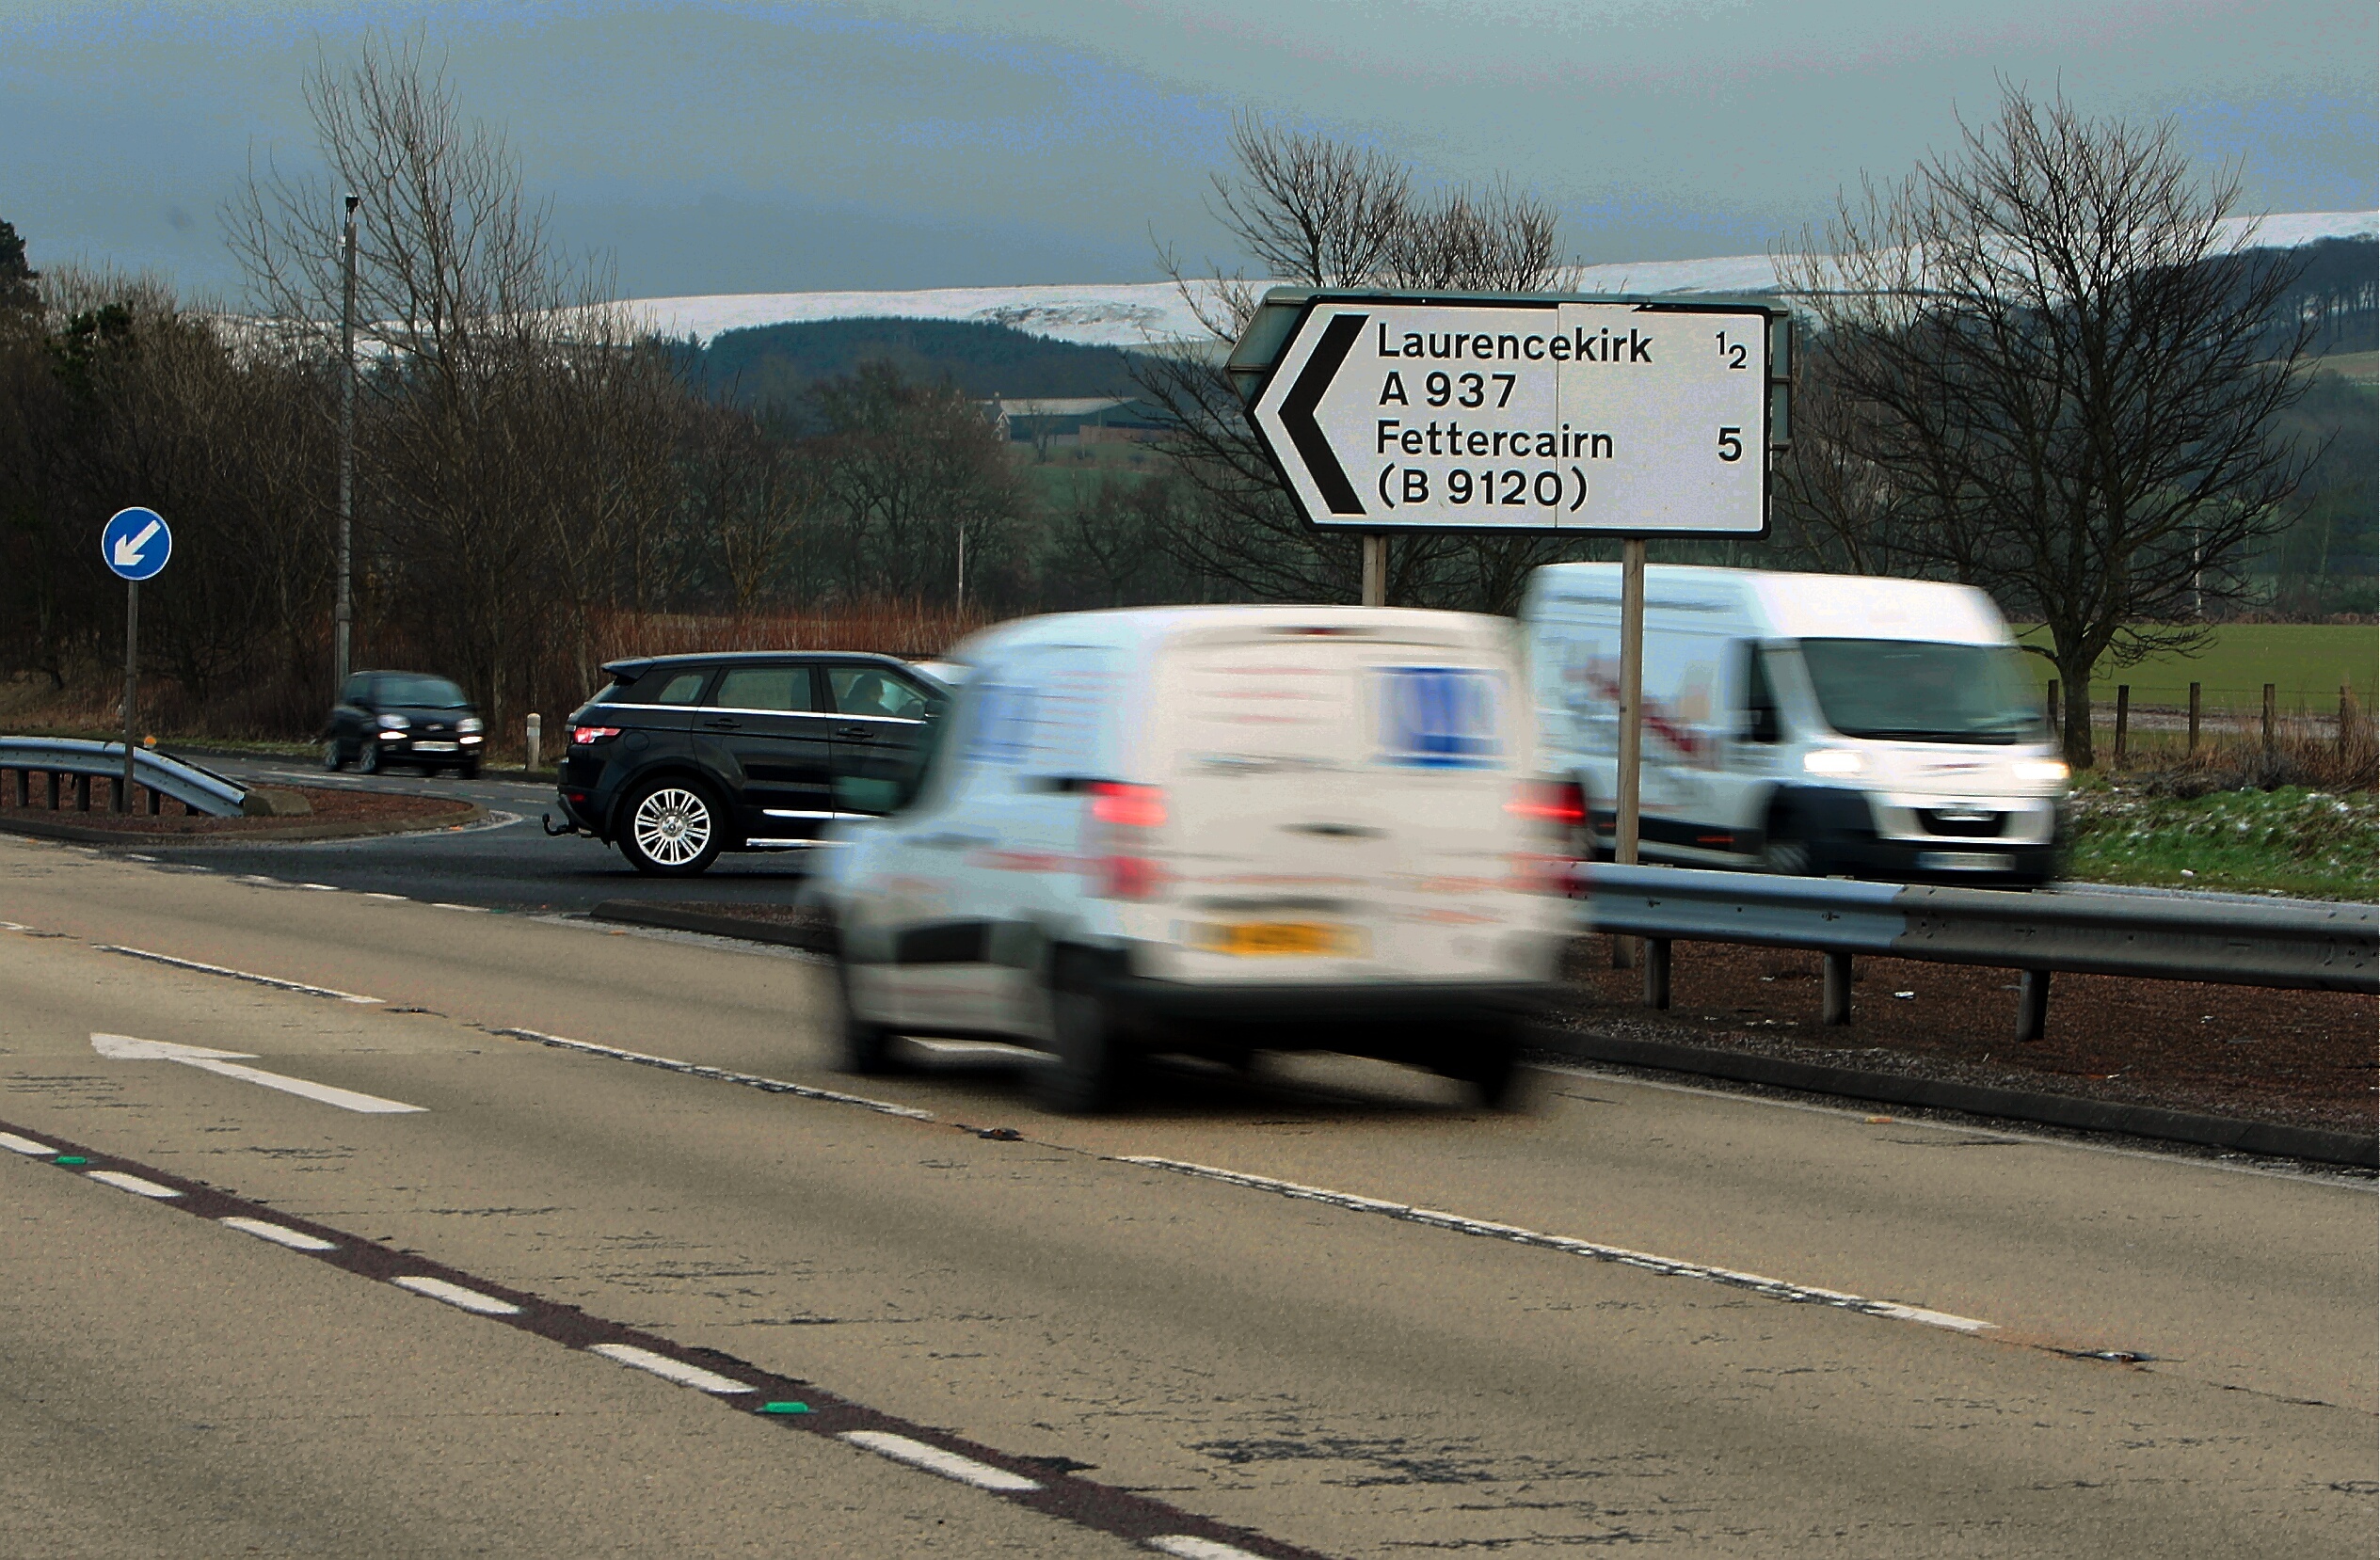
[554,651,947,875]
[325,671,486,777]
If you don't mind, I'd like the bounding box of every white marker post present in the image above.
[1231,291,1792,883]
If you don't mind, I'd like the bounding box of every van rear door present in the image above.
[1149,626,1530,986]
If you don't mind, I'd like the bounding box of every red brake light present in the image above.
[570,725,622,745]
[1089,782,1166,828]
[1507,779,1586,827]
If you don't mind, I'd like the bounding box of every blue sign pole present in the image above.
[101,508,171,812]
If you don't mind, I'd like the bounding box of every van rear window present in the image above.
[1164,643,1509,772]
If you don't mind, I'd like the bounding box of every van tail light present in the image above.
[1083,782,1168,900]
[1508,778,1589,896]
[570,724,622,745]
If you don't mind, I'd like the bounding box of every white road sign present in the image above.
[1246,296,1777,534]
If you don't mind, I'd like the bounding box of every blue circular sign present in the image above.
[102,506,172,582]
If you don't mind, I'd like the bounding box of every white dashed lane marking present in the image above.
[1148,1537,1272,1560]
[93,945,383,1004]
[1121,1156,1997,1336]
[220,1216,338,1252]
[392,1275,522,1315]
[0,1131,56,1155]
[841,1431,1042,1492]
[86,1170,182,1199]
[589,1344,753,1394]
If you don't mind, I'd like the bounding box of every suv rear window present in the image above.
[603,666,712,705]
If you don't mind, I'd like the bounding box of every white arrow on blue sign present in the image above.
[102,506,172,581]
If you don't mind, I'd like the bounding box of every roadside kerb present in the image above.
[1529,1025,2375,1170]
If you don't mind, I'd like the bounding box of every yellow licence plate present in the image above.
[1190,921,1366,958]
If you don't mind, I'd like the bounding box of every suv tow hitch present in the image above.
[541,812,585,837]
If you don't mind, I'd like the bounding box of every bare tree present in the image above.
[1781,86,2318,765]
[1141,115,1587,612]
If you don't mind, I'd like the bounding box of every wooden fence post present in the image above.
[2046,679,2061,741]
[2114,685,2130,768]
[2262,683,2276,758]
[2341,682,2356,759]
[2187,682,2201,756]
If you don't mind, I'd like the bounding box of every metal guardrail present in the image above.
[0,738,248,819]
[1579,863,2378,1041]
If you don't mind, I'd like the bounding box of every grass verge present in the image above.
[2067,779,2377,900]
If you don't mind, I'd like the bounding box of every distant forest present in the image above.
[683,317,1148,410]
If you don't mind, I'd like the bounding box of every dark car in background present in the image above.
[552,651,947,875]
[325,671,487,777]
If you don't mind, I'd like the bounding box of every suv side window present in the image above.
[714,665,818,712]
[829,665,933,722]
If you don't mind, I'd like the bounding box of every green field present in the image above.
[2014,623,2376,711]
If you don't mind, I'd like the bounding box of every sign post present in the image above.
[1229,288,1793,899]
[101,506,172,812]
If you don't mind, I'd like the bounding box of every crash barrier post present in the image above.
[1581,863,2377,1038]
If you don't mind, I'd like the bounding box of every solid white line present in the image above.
[589,1343,752,1393]
[1539,1061,2377,1189]
[0,1131,56,1154]
[1147,1538,1270,1560]
[93,946,383,1004]
[429,902,490,913]
[497,1027,935,1121]
[1120,1155,1997,1336]
[86,1170,182,1199]
[178,1057,424,1115]
[392,1275,521,1315]
[220,1216,338,1252]
[840,1431,1041,1492]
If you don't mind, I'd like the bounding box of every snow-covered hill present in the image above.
[623,210,2376,350]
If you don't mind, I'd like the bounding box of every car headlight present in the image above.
[1802,749,1865,776]
[376,713,409,730]
[457,716,484,734]
[2014,757,2070,784]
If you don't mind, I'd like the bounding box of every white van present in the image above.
[809,605,1573,1111]
[1519,564,2069,886]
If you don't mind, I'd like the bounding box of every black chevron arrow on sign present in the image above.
[1281,311,1366,515]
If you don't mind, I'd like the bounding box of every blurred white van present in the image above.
[1519,564,2069,886]
[810,605,1574,1112]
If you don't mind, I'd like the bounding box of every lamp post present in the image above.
[335,192,359,688]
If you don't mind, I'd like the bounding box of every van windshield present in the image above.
[1797,639,2043,744]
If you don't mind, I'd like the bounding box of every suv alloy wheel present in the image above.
[621,777,725,876]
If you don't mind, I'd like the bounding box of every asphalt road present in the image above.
[2,834,2372,1557]
[150,750,814,913]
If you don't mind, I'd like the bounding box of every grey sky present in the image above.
[6,0,2372,303]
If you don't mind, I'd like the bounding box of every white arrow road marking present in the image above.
[1147,1538,1271,1560]
[840,1431,1041,1492]
[91,1033,424,1114]
[112,517,163,568]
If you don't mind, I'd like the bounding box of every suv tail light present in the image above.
[1507,778,1589,896]
[1083,782,1168,900]
[570,725,622,745]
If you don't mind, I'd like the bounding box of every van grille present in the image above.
[1917,807,2005,838]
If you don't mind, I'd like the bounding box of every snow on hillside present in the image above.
[624,211,2376,350]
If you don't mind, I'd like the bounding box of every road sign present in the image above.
[102,506,172,581]
[1239,293,1786,536]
